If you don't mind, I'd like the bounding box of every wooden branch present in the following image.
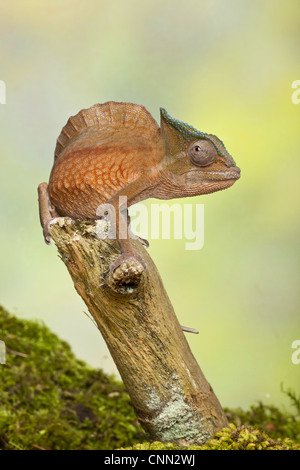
[49,218,228,446]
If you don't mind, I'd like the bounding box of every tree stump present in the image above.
[49,217,228,446]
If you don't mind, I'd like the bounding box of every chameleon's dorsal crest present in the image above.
[160,108,235,165]
[55,102,160,162]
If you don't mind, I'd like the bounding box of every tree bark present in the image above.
[49,218,228,446]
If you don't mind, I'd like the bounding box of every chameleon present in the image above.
[38,101,240,271]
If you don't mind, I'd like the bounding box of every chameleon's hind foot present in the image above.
[38,182,62,245]
[44,217,73,244]
[43,220,56,245]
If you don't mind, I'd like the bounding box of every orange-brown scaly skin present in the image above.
[38,101,240,271]
[49,103,164,219]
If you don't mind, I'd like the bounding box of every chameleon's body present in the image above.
[38,101,240,270]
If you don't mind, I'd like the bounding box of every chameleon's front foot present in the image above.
[127,214,149,248]
[110,250,147,273]
[128,226,149,248]
[109,250,146,291]
[129,233,149,248]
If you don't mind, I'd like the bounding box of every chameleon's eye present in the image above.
[189,140,217,167]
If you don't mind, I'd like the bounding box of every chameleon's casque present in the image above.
[38,101,240,270]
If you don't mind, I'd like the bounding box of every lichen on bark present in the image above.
[48,217,228,445]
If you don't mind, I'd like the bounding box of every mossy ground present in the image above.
[122,423,299,450]
[0,305,145,450]
[0,305,299,450]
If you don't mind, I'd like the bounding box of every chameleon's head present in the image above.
[160,108,240,196]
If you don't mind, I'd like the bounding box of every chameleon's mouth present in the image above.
[192,167,241,194]
[183,166,241,181]
[224,166,241,180]
[202,166,241,181]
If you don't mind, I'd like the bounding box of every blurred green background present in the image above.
[0,0,299,411]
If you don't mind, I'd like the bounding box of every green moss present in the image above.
[0,305,145,450]
[0,305,299,450]
[225,396,300,442]
[121,424,300,450]
[193,423,299,450]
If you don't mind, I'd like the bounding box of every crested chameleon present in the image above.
[38,101,240,271]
